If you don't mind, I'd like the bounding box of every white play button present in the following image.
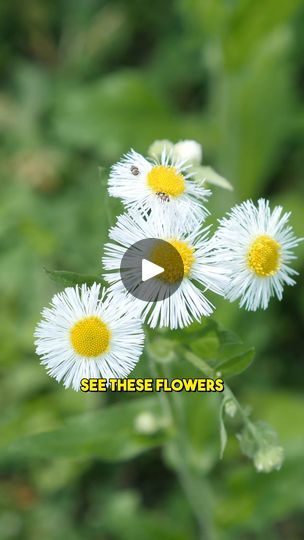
[118,238,184,301]
[142,259,164,282]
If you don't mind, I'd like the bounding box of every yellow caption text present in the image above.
[80,378,224,392]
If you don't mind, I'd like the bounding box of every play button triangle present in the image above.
[118,238,184,302]
[142,259,164,282]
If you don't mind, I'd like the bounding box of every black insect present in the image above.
[131,165,140,176]
[156,192,170,202]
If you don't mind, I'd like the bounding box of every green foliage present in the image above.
[44,268,104,287]
[193,165,233,191]
[176,318,255,379]
[7,397,170,461]
[214,348,255,378]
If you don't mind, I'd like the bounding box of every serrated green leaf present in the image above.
[6,397,170,461]
[45,268,104,287]
[215,348,255,378]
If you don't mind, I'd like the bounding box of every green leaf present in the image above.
[214,347,255,378]
[45,268,104,287]
[189,332,220,360]
[5,397,171,461]
[193,165,233,191]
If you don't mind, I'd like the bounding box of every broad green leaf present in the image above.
[180,319,254,377]
[189,332,220,360]
[45,268,104,287]
[214,348,255,378]
[6,397,170,461]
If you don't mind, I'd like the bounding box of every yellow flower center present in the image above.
[70,316,111,357]
[150,239,195,283]
[147,165,185,197]
[247,235,281,277]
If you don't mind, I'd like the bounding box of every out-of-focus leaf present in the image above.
[215,29,296,199]
[189,332,220,360]
[214,348,255,378]
[54,71,207,160]
[178,318,254,378]
[45,268,104,287]
[222,0,302,69]
[193,165,233,191]
[146,337,177,364]
[6,397,170,461]
[103,489,191,540]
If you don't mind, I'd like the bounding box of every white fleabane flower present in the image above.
[214,199,301,310]
[108,148,210,228]
[174,140,203,165]
[102,211,227,329]
[34,284,144,391]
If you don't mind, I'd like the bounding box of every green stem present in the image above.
[168,369,215,540]
[147,348,215,540]
[223,386,258,439]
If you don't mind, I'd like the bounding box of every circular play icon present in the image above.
[120,238,184,302]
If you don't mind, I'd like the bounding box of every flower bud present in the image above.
[224,399,237,418]
[134,411,158,435]
[148,140,174,159]
[174,140,203,165]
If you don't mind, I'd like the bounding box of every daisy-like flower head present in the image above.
[214,199,301,310]
[108,148,210,228]
[102,210,227,329]
[34,283,144,391]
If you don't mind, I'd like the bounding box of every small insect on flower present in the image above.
[108,148,210,229]
[156,192,170,203]
[34,284,144,391]
[102,210,227,329]
[131,165,140,176]
[214,199,301,310]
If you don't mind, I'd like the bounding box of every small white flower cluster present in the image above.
[35,139,301,390]
[254,445,284,473]
[237,420,285,474]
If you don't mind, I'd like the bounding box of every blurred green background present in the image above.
[1,0,304,539]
